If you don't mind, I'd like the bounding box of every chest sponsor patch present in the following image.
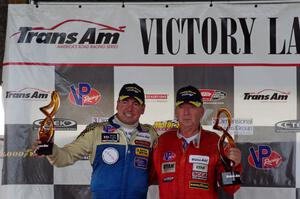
[192,171,208,180]
[102,147,119,165]
[189,155,209,165]
[134,156,148,170]
[162,162,176,173]
[134,140,151,147]
[192,163,208,172]
[163,176,174,182]
[163,151,176,161]
[101,133,120,142]
[136,132,151,141]
[103,125,117,133]
[189,181,209,190]
[135,147,149,157]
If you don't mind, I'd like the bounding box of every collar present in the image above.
[108,114,143,131]
[177,127,201,148]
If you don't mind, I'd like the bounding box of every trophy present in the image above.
[213,108,241,186]
[34,91,60,155]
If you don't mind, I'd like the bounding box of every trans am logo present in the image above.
[248,145,283,169]
[10,19,126,48]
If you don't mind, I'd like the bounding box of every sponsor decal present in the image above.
[92,117,108,123]
[101,133,120,142]
[162,162,176,173]
[134,140,151,147]
[275,120,300,133]
[163,151,176,161]
[153,120,179,134]
[11,19,126,49]
[248,145,283,169]
[103,125,117,133]
[189,155,209,165]
[135,147,149,157]
[136,132,151,140]
[33,118,77,131]
[212,117,253,135]
[243,89,290,102]
[102,147,119,165]
[163,176,174,182]
[189,181,209,190]
[192,171,208,180]
[134,156,148,169]
[69,83,101,106]
[200,89,226,104]
[5,88,50,101]
[192,163,208,172]
[145,94,168,102]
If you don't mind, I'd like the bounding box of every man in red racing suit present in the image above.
[151,85,242,199]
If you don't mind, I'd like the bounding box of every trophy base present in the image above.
[35,142,53,155]
[220,171,241,186]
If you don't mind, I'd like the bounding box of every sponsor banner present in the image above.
[4,4,300,64]
[212,117,253,135]
[114,67,174,125]
[238,142,295,187]
[55,67,114,125]
[275,120,300,133]
[174,67,234,125]
[235,187,296,199]
[3,66,55,124]
[234,67,297,126]
[33,118,77,131]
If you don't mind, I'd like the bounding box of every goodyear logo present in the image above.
[189,181,209,190]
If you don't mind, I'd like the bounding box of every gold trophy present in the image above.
[213,108,241,186]
[34,91,60,155]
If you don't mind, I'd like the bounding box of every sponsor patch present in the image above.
[136,133,151,141]
[192,171,208,180]
[102,147,119,165]
[101,133,120,142]
[162,162,176,173]
[189,181,209,190]
[103,125,117,133]
[163,176,174,182]
[192,163,208,172]
[135,147,149,157]
[189,155,209,165]
[163,151,176,161]
[134,140,151,147]
[134,156,148,169]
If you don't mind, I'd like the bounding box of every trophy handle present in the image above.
[39,91,60,143]
[213,108,236,171]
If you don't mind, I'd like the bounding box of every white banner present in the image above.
[3,3,300,65]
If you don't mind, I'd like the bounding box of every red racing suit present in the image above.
[151,128,242,199]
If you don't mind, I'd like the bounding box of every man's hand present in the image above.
[226,147,242,166]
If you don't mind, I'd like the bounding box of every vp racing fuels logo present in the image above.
[10,19,126,49]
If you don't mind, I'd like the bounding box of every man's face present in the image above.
[116,97,145,125]
[175,103,204,130]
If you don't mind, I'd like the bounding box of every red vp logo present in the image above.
[69,83,101,106]
[248,145,283,169]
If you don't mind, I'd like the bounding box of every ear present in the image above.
[141,104,146,114]
[199,106,205,119]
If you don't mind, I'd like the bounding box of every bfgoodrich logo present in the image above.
[10,19,126,49]
[275,120,300,133]
[243,89,289,102]
[6,88,50,101]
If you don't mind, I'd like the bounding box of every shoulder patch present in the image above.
[76,122,103,139]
